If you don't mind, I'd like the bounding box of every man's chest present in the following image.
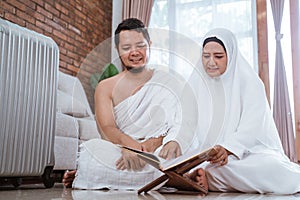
[112,82,144,106]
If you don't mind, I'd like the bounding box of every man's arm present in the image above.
[94,79,142,150]
[141,136,164,153]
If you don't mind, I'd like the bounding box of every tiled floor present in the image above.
[1,183,300,200]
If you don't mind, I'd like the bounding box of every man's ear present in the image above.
[115,45,120,54]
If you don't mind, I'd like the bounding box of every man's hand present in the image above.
[116,149,146,171]
[159,141,182,160]
[209,145,231,166]
[141,136,163,153]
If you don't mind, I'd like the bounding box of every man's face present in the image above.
[117,30,151,70]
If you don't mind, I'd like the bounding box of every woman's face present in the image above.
[202,41,227,77]
[117,30,151,70]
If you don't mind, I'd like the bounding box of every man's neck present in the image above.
[124,66,153,83]
[125,65,145,73]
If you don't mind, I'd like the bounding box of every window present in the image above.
[149,0,258,79]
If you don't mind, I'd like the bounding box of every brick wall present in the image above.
[0,0,112,111]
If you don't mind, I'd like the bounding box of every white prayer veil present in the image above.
[190,28,285,158]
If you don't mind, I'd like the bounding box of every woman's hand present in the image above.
[159,141,182,160]
[116,149,146,171]
[209,145,231,166]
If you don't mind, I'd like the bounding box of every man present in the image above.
[63,18,195,189]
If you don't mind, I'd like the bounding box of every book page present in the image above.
[161,147,214,171]
[119,145,214,172]
[120,145,164,169]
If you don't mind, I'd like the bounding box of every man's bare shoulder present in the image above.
[95,72,124,94]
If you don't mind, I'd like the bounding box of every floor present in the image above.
[1,182,300,200]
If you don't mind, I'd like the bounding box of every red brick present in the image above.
[75,46,87,58]
[6,0,27,12]
[74,9,86,21]
[45,3,60,17]
[73,60,81,68]
[2,2,16,14]
[36,5,53,19]
[21,0,36,10]
[66,36,77,46]
[68,24,81,35]
[81,63,98,74]
[45,17,64,31]
[60,13,70,24]
[16,10,35,25]
[75,3,83,11]
[64,42,75,52]
[36,20,52,33]
[66,64,80,73]
[59,60,67,68]
[78,70,91,80]
[67,50,79,61]
[69,0,76,8]
[53,29,67,41]
[60,52,73,64]
[59,1,72,12]
[26,22,43,34]
[59,46,67,54]
[4,12,25,26]
[54,2,68,15]
[52,16,64,26]
[31,0,44,7]
[33,11,45,22]
[60,68,76,76]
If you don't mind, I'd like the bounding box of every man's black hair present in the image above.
[114,18,150,48]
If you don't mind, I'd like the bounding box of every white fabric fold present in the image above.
[188,28,300,194]
[189,28,285,159]
[73,69,196,190]
[113,69,196,151]
[114,70,182,142]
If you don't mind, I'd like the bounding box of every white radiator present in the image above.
[0,18,59,182]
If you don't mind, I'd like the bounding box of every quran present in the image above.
[120,145,217,195]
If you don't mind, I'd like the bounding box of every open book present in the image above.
[120,145,217,194]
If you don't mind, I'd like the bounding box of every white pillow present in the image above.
[57,90,90,118]
[58,71,93,116]
[55,112,79,138]
[77,117,101,141]
[58,71,78,93]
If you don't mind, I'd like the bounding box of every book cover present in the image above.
[120,145,215,172]
[120,145,216,194]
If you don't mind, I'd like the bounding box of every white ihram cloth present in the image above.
[72,70,195,190]
[189,28,300,194]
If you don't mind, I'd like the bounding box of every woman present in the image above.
[189,28,300,194]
